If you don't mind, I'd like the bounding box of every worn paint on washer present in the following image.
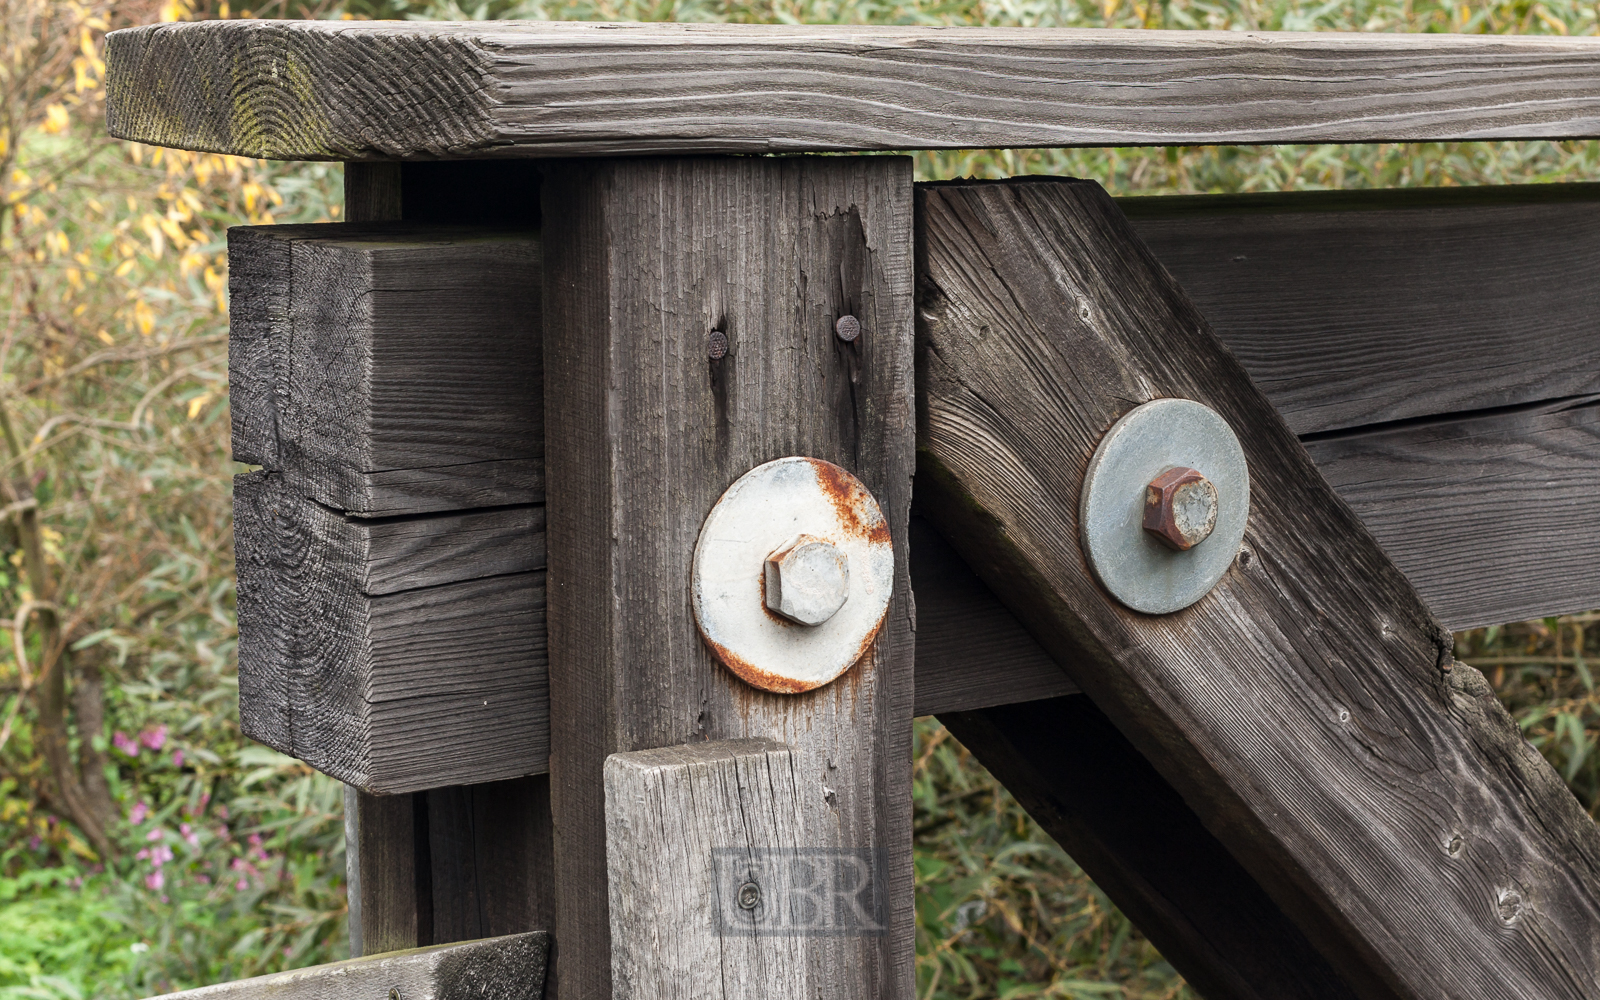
[692,457,894,693]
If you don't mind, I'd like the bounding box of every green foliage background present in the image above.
[0,0,1595,999]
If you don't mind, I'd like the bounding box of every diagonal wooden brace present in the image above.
[913,178,1600,1000]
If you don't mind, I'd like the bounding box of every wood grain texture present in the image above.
[108,21,1600,161]
[1122,184,1600,436]
[909,516,1079,717]
[146,931,549,1000]
[227,223,542,516]
[942,697,1360,1000]
[233,472,548,792]
[915,177,1600,1000]
[426,777,557,946]
[542,156,916,1000]
[1306,401,1600,631]
[350,789,424,956]
[605,740,817,1000]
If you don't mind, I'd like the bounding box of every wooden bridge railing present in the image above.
[108,20,1600,1000]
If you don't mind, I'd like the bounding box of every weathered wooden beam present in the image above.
[143,931,549,1000]
[909,516,1078,717]
[941,697,1361,1000]
[1122,183,1600,437]
[542,156,916,998]
[1306,402,1600,630]
[606,739,837,999]
[333,162,554,965]
[915,176,1600,999]
[107,22,1600,161]
[228,222,542,516]
[233,471,547,792]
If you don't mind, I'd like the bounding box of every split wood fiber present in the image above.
[941,697,1361,1000]
[140,931,550,1000]
[605,740,818,1000]
[106,22,1600,160]
[542,156,916,999]
[914,177,1600,1000]
[332,162,555,964]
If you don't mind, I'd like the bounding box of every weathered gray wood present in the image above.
[1122,184,1600,436]
[349,789,424,956]
[605,739,830,1000]
[1306,401,1600,631]
[915,177,1600,1000]
[234,471,548,792]
[942,696,1361,1000]
[426,777,557,946]
[108,22,1600,160]
[142,931,549,1000]
[543,156,915,1000]
[227,223,542,517]
[909,516,1078,717]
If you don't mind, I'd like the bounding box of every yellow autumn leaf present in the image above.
[41,104,70,134]
[187,393,213,420]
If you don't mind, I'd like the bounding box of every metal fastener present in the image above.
[708,329,729,359]
[1143,467,1219,551]
[389,990,401,1000]
[737,881,762,910]
[765,534,850,626]
[835,315,861,342]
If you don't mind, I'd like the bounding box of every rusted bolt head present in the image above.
[1143,467,1219,551]
[835,315,861,342]
[764,533,850,626]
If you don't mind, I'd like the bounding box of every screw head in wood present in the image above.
[737,881,762,910]
[765,534,850,626]
[708,329,729,359]
[1143,467,1219,551]
[835,315,861,342]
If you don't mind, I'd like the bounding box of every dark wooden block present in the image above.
[227,223,543,517]
[234,471,548,793]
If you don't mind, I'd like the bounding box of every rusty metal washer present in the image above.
[692,457,894,693]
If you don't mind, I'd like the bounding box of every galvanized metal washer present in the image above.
[692,457,894,693]
[1080,398,1249,614]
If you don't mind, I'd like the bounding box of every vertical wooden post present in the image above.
[542,156,916,999]
[339,160,553,957]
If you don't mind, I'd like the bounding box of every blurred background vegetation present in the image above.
[0,0,1595,997]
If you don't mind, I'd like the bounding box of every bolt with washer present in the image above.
[1143,467,1219,551]
[764,534,850,626]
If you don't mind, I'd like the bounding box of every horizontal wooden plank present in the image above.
[109,22,1600,160]
[234,471,548,793]
[909,516,1078,716]
[1306,401,1600,631]
[146,931,549,1000]
[228,224,543,517]
[1123,184,1600,436]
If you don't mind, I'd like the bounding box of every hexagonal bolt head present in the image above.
[764,534,850,626]
[1143,467,1219,551]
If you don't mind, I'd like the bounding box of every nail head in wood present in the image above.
[709,329,729,360]
[835,315,861,342]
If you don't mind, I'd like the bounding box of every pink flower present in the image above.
[136,848,149,861]
[140,726,167,751]
[179,823,199,847]
[113,731,139,757]
[172,750,185,768]
[146,828,164,842]
[145,871,164,891]
[149,844,173,866]
[236,878,248,891]
[129,801,149,825]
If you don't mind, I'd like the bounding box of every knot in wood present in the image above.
[1143,467,1219,551]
